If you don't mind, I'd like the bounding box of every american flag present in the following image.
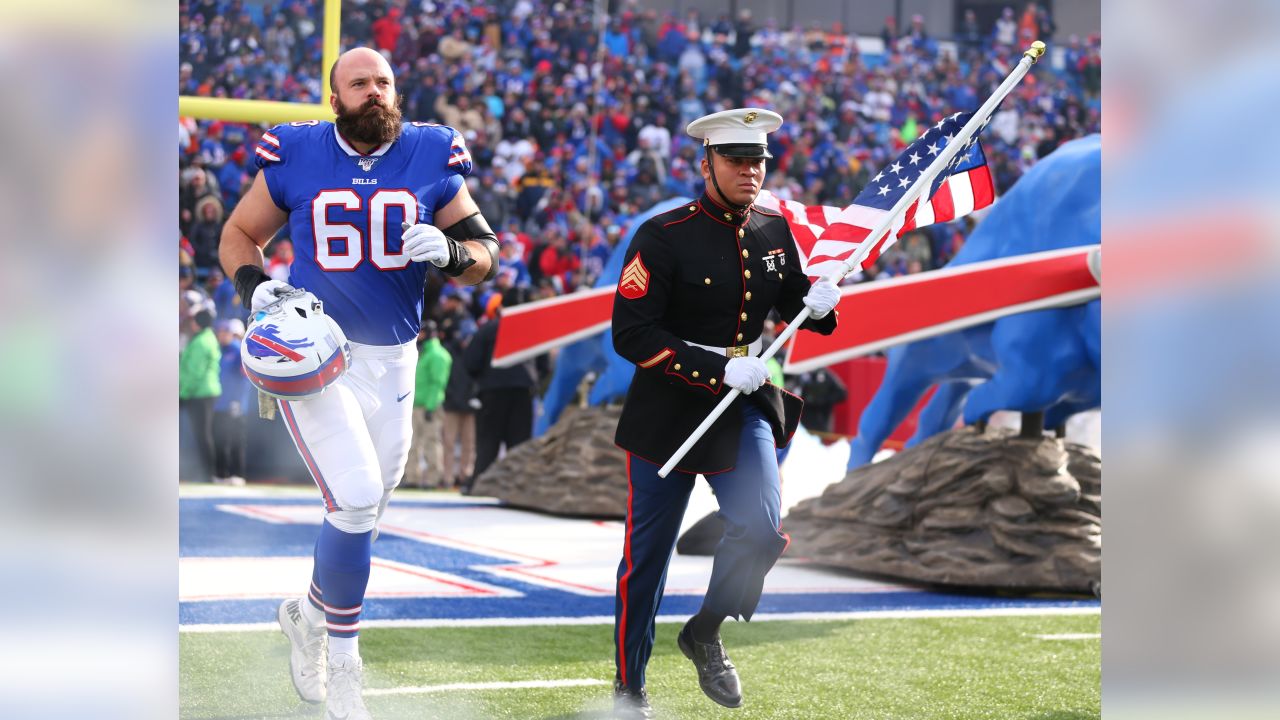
[758,111,996,281]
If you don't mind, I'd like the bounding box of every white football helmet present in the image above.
[241,289,351,400]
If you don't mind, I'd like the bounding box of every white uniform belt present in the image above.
[686,338,763,358]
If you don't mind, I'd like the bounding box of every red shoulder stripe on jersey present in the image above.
[255,146,281,163]
[261,131,280,147]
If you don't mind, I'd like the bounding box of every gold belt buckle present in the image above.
[726,345,749,358]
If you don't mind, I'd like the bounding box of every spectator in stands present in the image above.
[958,9,984,59]
[406,321,452,489]
[471,172,511,231]
[212,318,250,485]
[535,225,582,291]
[794,368,848,435]
[994,6,1018,47]
[442,330,478,486]
[266,238,293,281]
[463,294,539,491]
[180,308,221,483]
[188,196,225,270]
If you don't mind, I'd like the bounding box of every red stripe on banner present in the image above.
[493,286,616,365]
[970,165,994,208]
[931,179,955,224]
[804,205,829,227]
[788,249,1098,368]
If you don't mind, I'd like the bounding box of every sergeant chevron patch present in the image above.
[619,253,650,299]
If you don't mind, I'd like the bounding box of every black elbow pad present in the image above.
[443,212,501,281]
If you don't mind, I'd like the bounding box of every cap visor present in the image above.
[712,144,773,159]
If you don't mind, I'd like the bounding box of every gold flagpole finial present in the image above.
[1024,40,1047,62]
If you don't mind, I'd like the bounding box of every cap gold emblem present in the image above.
[744,111,758,124]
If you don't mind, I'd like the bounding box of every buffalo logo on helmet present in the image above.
[245,323,316,362]
[241,290,351,399]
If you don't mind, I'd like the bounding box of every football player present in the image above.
[219,47,498,720]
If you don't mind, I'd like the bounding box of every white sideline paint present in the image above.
[365,678,609,697]
[180,605,1100,633]
[1033,633,1101,641]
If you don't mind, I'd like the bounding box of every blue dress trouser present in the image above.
[613,403,788,689]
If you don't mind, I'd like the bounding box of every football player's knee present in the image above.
[326,470,383,533]
[325,504,380,533]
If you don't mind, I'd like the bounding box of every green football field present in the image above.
[180,613,1099,719]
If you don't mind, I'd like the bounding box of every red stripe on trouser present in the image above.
[617,453,635,687]
[280,401,339,511]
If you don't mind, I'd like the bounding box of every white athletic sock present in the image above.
[301,597,326,628]
[329,634,359,660]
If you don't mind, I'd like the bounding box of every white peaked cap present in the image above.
[686,108,784,156]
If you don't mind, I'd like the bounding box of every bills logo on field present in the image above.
[245,324,315,362]
[619,253,650,300]
[355,157,379,172]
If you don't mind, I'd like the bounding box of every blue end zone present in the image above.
[180,498,1099,626]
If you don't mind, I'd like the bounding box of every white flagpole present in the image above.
[657,41,1046,478]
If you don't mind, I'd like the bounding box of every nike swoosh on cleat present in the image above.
[396,391,411,402]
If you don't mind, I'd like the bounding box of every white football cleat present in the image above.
[277,598,327,703]
[325,653,372,720]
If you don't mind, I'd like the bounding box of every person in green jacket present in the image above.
[180,309,222,483]
[405,320,453,488]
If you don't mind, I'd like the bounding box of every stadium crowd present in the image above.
[179,0,1101,486]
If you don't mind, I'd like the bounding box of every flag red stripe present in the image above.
[970,165,994,208]
[899,197,920,233]
[931,179,955,224]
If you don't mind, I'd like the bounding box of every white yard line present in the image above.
[1032,632,1101,640]
[365,678,609,697]
[181,605,1099,633]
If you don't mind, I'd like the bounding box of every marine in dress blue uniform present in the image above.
[609,109,841,717]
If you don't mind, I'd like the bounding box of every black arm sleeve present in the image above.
[442,212,500,281]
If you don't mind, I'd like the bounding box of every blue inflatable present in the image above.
[534,197,693,436]
[848,135,1101,468]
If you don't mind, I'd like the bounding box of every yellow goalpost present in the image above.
[177,0,342,123]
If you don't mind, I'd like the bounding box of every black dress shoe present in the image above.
[677,618,743,708]
[612,680,655,719]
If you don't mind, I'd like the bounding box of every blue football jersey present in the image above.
[253,121,473,345]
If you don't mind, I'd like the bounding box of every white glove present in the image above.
[802,279,840,320]
[401,222,450,266]
[724,356,769,394]
[251,279,295,312]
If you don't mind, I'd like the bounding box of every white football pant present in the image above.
[278,340,417,533]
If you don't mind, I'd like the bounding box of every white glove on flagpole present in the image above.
[723,356,769,394]
[251,279,295,312]
[802,279,840,320]
[401,222,450,266]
